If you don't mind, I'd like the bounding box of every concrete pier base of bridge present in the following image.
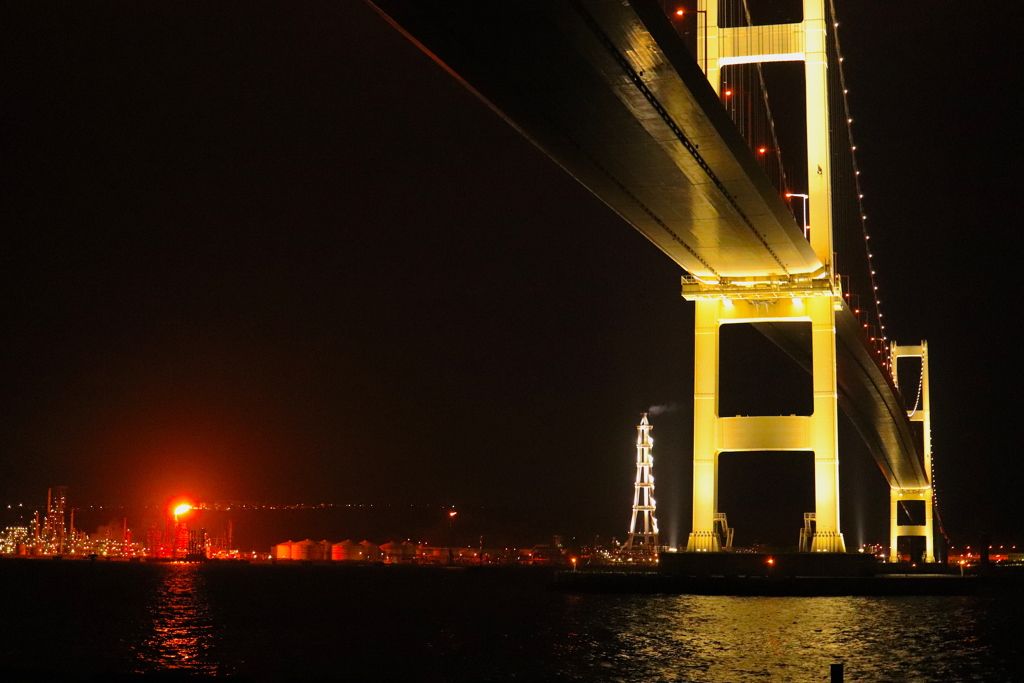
[684,294,845,554]
[686,530,721,553]
[811,531,846,553]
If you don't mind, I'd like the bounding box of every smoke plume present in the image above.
[647,403,680,416]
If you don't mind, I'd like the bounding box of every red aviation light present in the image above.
[676,8,684,16]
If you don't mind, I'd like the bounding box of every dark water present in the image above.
[1,560,1020,681]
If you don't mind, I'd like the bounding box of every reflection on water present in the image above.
[0,561,1015,681]
[134,563,223,675]
[554,594,1009,682]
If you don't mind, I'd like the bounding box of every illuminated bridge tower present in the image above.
[685,0,846,553]
[625,413,659,552]
[890,342,934,562]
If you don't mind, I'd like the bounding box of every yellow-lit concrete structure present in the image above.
[890,343,934,562]
[685,0,845,553]
[684,292,845,552]
[370,0,935,559]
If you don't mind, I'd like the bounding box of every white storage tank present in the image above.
[360,540,381,562]
[330,540,349,561]
[292,538,319,560]
[274,541,294,560]
[333,539,364,561]
[380,541,417,563]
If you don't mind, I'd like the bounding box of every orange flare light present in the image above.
[173,503,192,516]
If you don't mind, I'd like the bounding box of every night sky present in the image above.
[3,1,1021,548]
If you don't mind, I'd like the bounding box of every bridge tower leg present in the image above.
[808,296,845,552]
[888,343,934,562]
[687,298,721,552]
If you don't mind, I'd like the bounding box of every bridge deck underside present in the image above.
[372,0,820,280]
[372,0,926,489]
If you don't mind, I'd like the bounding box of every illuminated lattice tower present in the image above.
[625,413,659,552]
[43,486,68,554]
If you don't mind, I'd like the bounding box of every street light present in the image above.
[673,8,708,74]
[786,192,809,239]
[447,510,457,565]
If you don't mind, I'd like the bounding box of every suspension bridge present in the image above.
[370,0,937,562]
